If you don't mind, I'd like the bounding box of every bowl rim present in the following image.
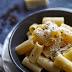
[8,8,72,72]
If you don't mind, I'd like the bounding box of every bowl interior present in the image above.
[9,9,72,72]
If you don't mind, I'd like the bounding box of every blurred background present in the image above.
[0,0,72,72]
[0,0,72,45]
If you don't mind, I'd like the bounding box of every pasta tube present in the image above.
[15,39,34,55]
[22,57,42,72]
[37,56,60,72]
[37,24,48,30]
[62,34,72,44]
[63,47,72,61]
[54,53,72,72]
[60,24,72,45]
[60,24,72,44]
[61,24,72,31]
[26,31,32,39]
[32,28,45,44]
[29,42,43,63]
[29,24,38,33]
[42,17,64,26]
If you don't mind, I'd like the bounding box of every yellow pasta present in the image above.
[61,24,72,31]
[42,17,64,26]
[60,25,72,44]
[37,24,48,30]
[32,28,45,44]
[37,56,60,72]
[26,31,32,39]
[29,42,43,63]
[32,22,60,45]
[51,31,61,38]
[63,47,72,61]
[29,24,38,33]
[54,53,72,72]
[62,34,72,44]
[15,17,72,72]
[15,39,34,55]
[22,57,42,72]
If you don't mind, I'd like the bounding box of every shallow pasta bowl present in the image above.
[8,8,72,72]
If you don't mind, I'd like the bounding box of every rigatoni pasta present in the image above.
[42,17,64,26]
[29,24,38,33]
[15,17,72,72]
[54,53,72,72]
[63,47,72,61]
[59,24,72,44]
[15,39,34,55]
[29,42,43,63]
[22,57,42,72]
[32,27,45,44]
[37,56,60,72]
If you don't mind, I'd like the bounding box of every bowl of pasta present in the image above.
[8,8,72,72]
